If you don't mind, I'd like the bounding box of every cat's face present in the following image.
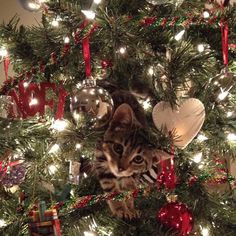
[102,104,159,177]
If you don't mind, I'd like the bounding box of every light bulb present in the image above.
[94,0,102,4]
[142,99,151,110]
[148,66,154,76]
[0,219,7,228]
[51,120,68,131]
[0,47,8,57]
[227,133,236,141]
[174,29,185,41]
[197,134,208,142]
[192,152,202,163]
[64,36,70,44]
[49,144,60,154]
[29,98,38,106]
[201,228,209,236]
[28,2,41,10]
[48,164,58,175]
[23,81,29,88]
[51,19,59,27]
[119,47,126,54]
[197,44,205,53]
[227,111,233,117]
[218,90,229,101]
[76,143,82,149]
[203,11,210,19]
[82,10,96,20]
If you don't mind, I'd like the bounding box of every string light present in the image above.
[201,227,209,236]
[28,2,41,10]
[51,119,68,131]
[23,81,29,88]
[0,46,8,57]
[50,17,61,27]
[141,99,152,110]
[82,10,96,20]
[29,98,38,106]
[192,152,202,163]
[75,143,82,149]
[49,144,60,154]
[197,44,205,53]
[203,11,210,19]
[0,219,7,228]
[84,231,96,236]
[227,111,233,117]
[94,0,102,4]
[64,36,70,44]
[197,134,208,142]
[218,89,229,101]
[227,133,236,141]
[48,164,58,175]
[174,29,185,41]
[118,47,126,54]
[148,66,154,76]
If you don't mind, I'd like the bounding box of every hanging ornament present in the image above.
[70,79,113,128]
[0,151,26,188]
[152,98,205,149]
[18,0,41,12]
[0,95,14,118]
[157,201,194,235]
[28,201,61,236]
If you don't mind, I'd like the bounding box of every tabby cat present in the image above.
[95,91,170,219]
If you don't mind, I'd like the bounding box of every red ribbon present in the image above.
[81,20,91,77]
[3,57,10,80]
[221,22,229,66]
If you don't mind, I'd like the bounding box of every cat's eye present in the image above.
[113,143,123,155]
[133,155,144,164]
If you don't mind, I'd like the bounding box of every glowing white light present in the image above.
[119,47,126,54]
[28,2,40,10]
[84,173,88,178]
[193,152,202,163]
[174,29,185,41]
[89,89,95,95]
[0,47,8,57]
[142,99,151,110]
[51,120,68,131]
[29,98,38,106]
[227,111,233,117]
[227,133,236,141]
[49,144,60,154]
[94,0,102,4]
[197,44,205,53]
[202,228,209,236]
[203,11,210,19]
[148,66,154,76]
[197,134,208,142]
[51,19,59,27]
[48,164,58,175]
[23,81,29,88]
[82,10,96,20]
[198,164,204,169]
[218,90,229,101]
[0,219,7,228]
[75,143,82,149]
[64,36,70,44]
[84,231,96,236]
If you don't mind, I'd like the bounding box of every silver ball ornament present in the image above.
[70,79,113,128]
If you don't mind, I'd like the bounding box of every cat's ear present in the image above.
[110,103,141,130]
[152,150,172,164]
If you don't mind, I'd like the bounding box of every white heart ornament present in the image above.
[152,98,205,149]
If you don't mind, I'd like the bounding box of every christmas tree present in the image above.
[0,0,236,235]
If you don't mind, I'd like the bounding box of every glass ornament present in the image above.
[70,79,113,128]
[157,202,194,235]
